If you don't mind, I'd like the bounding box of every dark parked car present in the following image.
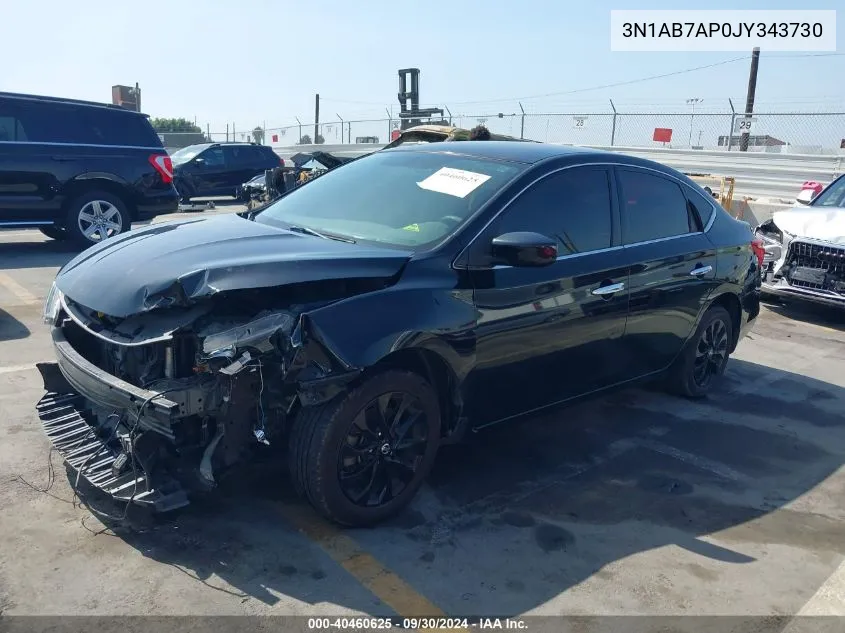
[37,142,761,526]
[171,142,282,202]
[0,91,178,245]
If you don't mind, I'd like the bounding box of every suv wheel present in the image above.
[66,191,129,246]
[289,370,441,527]
[667,305,733,398]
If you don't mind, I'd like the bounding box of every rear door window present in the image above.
[223,145,253,166]
[617,169,697,244]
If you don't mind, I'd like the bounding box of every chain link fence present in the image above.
[160,109,845,155]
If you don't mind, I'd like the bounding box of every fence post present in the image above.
[519,102,525,140]
[445,106,453,126]
[336,114,344,144]
[727,99,736,151]
[609,99,617,146]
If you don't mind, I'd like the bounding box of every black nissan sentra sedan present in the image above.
[37,141,762,526]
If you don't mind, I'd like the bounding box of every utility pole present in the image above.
[740,47,760,152]
[134,82,141,113]
[314,94,320,144]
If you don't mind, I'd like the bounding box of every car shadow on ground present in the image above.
[67,357,845,615]
[0,308,30,341]
[0,240,80,271]
[761,298,845,332]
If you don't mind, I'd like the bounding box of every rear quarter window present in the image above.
[684,186,717,229]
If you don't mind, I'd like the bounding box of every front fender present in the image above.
[303,286,478,381]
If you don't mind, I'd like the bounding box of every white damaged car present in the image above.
[755,174,845,309]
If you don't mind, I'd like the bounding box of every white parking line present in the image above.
[779,558,845,633]
[0,272,40,305]
[795,557,845,616]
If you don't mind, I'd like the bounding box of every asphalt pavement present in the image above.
[1,206,844,625]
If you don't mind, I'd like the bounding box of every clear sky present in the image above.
[1,0,842,141]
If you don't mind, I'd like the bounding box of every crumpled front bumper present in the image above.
[36,326,191,512]
[761,278,845,309]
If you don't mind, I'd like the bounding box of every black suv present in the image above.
[170,142,282,201]
[0,92,179,245]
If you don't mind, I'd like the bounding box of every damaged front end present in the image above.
[37,283,363,512]
[756,213,845,309]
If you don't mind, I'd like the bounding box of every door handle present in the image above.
[51,156,76,162]
[592,282,625,296]
[689,265,713,276]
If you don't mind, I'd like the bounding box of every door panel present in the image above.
[0,103,78,223]
[468,251,629,424]
[461,165,630,426]
[223,146,258,190]
[191,146,227,196]
[614,167,720,379]
[622,234,718,377]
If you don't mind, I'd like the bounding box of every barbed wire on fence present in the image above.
[158,107,845,155]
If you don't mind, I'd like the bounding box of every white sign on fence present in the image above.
[158,134,165,143]
[733,117,758,134]
[573,116,588,129]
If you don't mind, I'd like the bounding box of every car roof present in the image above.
[383,140,693,182]
[0,91,147,115]
[385,140,611,164]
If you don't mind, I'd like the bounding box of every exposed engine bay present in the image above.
[38,279,384,512]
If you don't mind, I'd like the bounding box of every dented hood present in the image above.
[772,207,845,245]
[55,214,412,317]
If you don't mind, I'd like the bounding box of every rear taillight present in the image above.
[149,154,173,184]
[751,237,765,268]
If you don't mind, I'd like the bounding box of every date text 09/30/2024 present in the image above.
[307,617,528,630]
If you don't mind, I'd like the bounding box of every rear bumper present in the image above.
[135,189,180,220]
[50,326,180,438]
[762,280,845,309]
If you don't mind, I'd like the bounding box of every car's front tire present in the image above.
[667,305,733,399]
[65,191,130,246]
[289,369,441,527]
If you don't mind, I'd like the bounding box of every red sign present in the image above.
[653,128,673,143]
[272,134,278,143]
[391,129,401,141]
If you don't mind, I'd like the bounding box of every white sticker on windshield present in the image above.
[416,167,492,199]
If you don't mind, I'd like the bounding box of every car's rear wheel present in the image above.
[289,369,441,527]
[39,226,69,241]
[66,191,129,246]
[667,305,733,399]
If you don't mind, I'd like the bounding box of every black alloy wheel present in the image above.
[667,305,734,399]
[288,369,441,527]
[692,317,729,390]
[337,392,430,508]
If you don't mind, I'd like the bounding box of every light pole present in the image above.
[686,98,703,147]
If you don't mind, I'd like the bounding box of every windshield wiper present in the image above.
[287,224,356,244]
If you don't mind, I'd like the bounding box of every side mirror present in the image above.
[491,232,558,267]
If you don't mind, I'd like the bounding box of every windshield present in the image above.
[171,145,209,165]
[813,176,845,208]
[255,150,524,249]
